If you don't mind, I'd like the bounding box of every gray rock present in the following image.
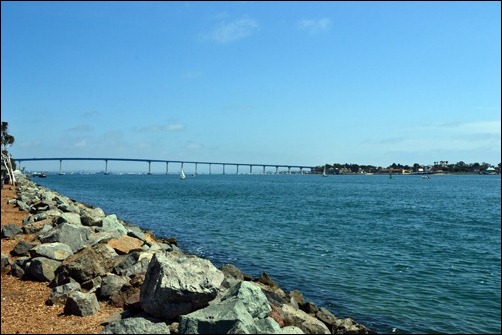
[35,223,54,237]
[27,256,62,282]
[126,226,147,242]
[220,263,245,289]
[64,291,100,316]
[22,222,44,234]
[1,253,10,273]
[52,243,118,284]
[56,212,82,226]
[316,307,338,329]
[141,252,224,320]
[11,240,36,257]
[81,276,103,294]
[98,214,127,236]
[99,273,130,299]
[32,212,48,221]
[281,304,331,334]
[30,242,73,260]
[79,206,106,226]
[113,252,141,275]
[179,281,278,334]
[39,222,92,253]
[1,224,23,238]
[221,281,272,319]
[179,298,255,334]
[109,274,144,311]
[280,326,305,334]
[289,289,305,309]
[16,199,31,211]
[10,260,26,278]
[101,313,170,334]
[332,317,373,334]
[47,280,82,306]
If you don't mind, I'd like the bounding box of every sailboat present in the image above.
[179,167,186,180]
[322,165,328,177]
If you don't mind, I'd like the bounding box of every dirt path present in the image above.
[1,185,123,334]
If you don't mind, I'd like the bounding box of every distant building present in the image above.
[480,167,497,175]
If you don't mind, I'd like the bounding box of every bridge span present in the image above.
[15,157,316,175]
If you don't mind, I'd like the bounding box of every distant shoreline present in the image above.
[23,170,500,176]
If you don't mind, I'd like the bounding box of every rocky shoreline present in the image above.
[1,172,376,334]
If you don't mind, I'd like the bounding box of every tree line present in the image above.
[2,122,17,185]
[314,161,501,174]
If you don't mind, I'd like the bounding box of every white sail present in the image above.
[180,168,186,180]
[322,165,328,177]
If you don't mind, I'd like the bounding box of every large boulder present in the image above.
[79,204,106,226]
[63,291,100,316]
[29,242,73,261]
[38,222,92,253]
[178,281,279,334]
[51,243,118,285]
[140,252,224,320]
[26,256,62,282]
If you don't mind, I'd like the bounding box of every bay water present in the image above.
[32,173,501,334]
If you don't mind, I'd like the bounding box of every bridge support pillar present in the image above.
[165,162,169,174]
[209,163,212,175]
[288,166,291,174]
[236,164,239,174]
[275,166,279,174]
[223,164,226,175]
[195,163,197,175]
[105,160,108,174]
[148,162,151,175]
[59,160,63,175]
[250,165,252,174]
[263,165,265,174]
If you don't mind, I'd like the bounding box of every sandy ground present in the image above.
[1,185,123,334]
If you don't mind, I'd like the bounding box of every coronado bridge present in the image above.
[15,157,317,175]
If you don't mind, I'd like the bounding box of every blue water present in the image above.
[33,173,501,334]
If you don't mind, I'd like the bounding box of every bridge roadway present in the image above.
[15,157,316,175]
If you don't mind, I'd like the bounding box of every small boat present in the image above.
[422,175,430,179]
[179,168,186,180]
[322,165,328,177]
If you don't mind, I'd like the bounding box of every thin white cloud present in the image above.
[103,131,124,141]
[436,121,463,128]
[298,18,332,34]
[205,18,259,43]
[138,123,185,133]
[19,139,42,148]
[167,124,184,131]
[73,139,87,147]
[185,140,204,150]
[68,125,93,132]
[435,120,501,134]
[362,119,501,161]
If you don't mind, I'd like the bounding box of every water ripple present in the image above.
[35,174,501,334]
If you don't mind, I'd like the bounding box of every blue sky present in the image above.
[2,1,500,172]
